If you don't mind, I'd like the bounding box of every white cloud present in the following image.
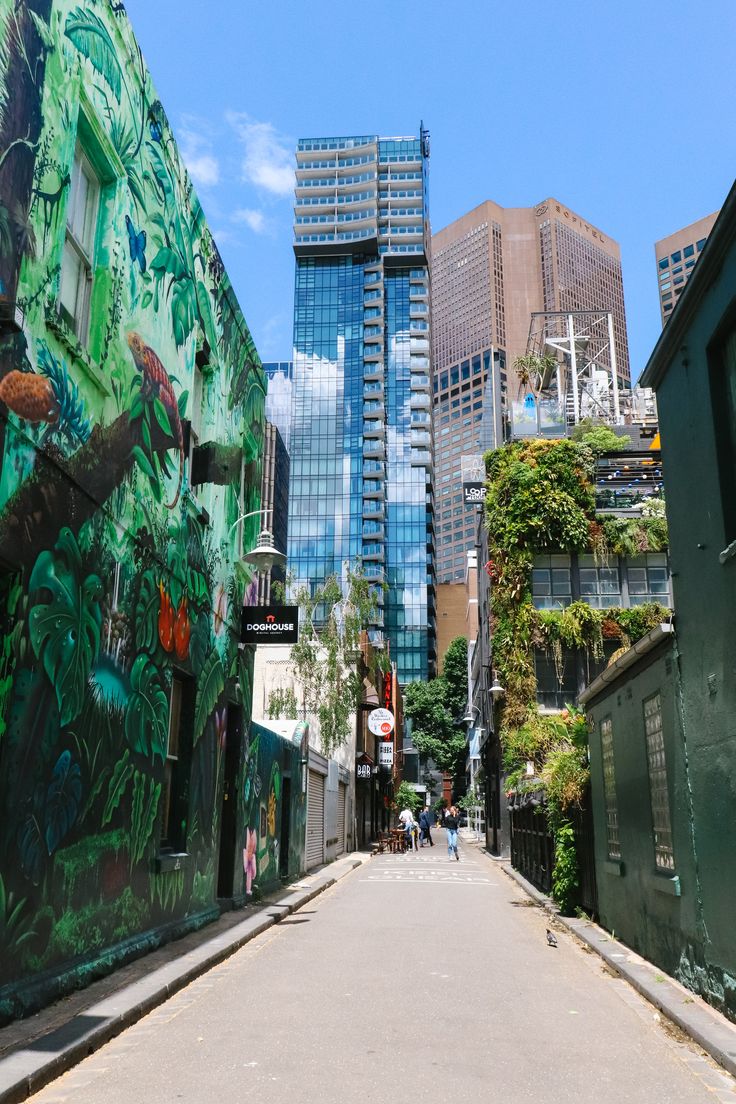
[178,118,220,188]
[232,207,267,234]
[227,113,294,197]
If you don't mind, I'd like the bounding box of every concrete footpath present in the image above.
[0,853,369,1104]
[460,832,736,1081]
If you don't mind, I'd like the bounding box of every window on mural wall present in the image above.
[59,145,100,343]
[161,673,195,851]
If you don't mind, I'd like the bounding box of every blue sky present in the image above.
[124,0,736,379]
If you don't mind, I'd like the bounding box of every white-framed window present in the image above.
[600,717,621,860]
[59,145,100,343]
[643,692,674,871]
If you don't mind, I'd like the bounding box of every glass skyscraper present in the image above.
[289,130,436,683]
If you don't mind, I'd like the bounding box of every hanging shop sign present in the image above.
[356,753,373,781]
[240,606,299,645]
[463,481,486,504]
[378,741,394,768]
[368,707,395,736]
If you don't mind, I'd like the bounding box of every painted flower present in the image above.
[213,584,227,636]
[267,789,277,836]
[243,828,257,895]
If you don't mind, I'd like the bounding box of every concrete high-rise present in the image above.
[289,130,436,683]
[431,197,630,582]
[654,211,718,325]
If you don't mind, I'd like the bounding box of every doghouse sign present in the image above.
[240,606,299,645]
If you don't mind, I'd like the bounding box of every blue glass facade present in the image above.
[262,361,293,454]
[290,130,435,683]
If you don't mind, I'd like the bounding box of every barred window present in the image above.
[600,717,621,860]
[643,693,674,871]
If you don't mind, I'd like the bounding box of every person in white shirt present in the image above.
[398,807,417,850]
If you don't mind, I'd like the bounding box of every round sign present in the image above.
[368,707,394,736]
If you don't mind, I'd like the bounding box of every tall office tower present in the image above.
[290,130,436,683]
[262,361,294,453]
[431,198,630,582]
[257,421,290,606]
[654,211,718,325]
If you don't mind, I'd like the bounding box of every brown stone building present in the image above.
[654,212,718,325]
[431,197,630,582]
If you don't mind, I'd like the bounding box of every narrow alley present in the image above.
[22,836,735,1103]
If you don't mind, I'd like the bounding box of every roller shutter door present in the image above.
[306,769,325,869]
[336,782,347,856]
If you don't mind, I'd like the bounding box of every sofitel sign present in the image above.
[241,606,299,645]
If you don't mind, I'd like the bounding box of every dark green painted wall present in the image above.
[588,200,736,1019]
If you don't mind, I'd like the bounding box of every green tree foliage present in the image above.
[441,635,469,721]
[285,567,384,757]
[393,780,421,815]
[570,419,631,454]
[403,677,466,777]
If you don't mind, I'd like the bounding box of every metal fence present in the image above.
[508,791,599,917]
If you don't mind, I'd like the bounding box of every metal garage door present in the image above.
[336,782,347,856]
[306,769,325,869]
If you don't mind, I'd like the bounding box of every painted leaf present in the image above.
[177,389,189,419]
[134,571,160,655]
[171,277,197,348]
[132,443,156,480]
[30,10,54,49]
[130,770,161,866]
[194,649,225,745]
[18,790,45,883]
[196,280,218,356]
[150,246,188,281]
[64,8,122,101]
[102,750,134,826]
[29,528,103,726]
[152,397,172,438]
[124,655,168,760]
[44,751,82,855]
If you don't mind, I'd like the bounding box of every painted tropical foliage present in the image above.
[0,0,284,1020]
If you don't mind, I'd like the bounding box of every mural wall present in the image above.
[0,0,282,1020]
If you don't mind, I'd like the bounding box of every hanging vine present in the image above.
[484,434,671,910]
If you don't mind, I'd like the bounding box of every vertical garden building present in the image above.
[290,131,436,683]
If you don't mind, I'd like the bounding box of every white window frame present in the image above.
[59,145,100,344]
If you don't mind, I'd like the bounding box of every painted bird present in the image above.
[127,332,184,509]
[546,928,558,948]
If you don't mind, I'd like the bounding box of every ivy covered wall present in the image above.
[0,0,270,1019]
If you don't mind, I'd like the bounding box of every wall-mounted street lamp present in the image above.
[489,672,505,703]
[229,508,286,575]
[462,704,480,725]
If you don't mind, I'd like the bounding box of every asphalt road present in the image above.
[26,836,736,1103]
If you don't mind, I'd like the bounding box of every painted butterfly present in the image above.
[125,214,146,274]
[149,119,163,143]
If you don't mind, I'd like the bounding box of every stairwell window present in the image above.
[59,145,100,344]
[643,692,674,871]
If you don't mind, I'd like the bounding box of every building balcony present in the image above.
[410,392,430,410]
[363,380,384,397]
[411,430,431,448]
[363,439,385,459]
[363,419,385,439]
[363,460,385,477]
[363,501,385,521]
[363,345,384,363]
[363,564,386,584]
[363,363,383,382]
[410,374,430,390]
[363,480,384,500]
[362,542,385,561]
[362,522,385,540]
[363,398,384,415]
[411,450,433,467]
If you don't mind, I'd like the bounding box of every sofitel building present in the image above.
[288,130,436,683]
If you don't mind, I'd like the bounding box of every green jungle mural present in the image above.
[244,723,308,897]
[0,0,301,1023]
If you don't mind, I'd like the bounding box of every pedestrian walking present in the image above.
[444,805,460,861]
[419,807,434,847]
[398,805,417,851]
